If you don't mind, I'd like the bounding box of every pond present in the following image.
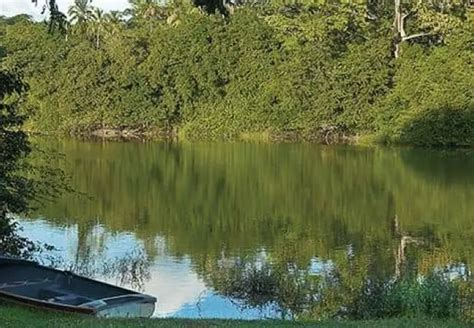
[21,139,474,319]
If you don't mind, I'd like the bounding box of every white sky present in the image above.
[0,0,130,20]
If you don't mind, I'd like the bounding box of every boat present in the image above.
[0,257,157,318]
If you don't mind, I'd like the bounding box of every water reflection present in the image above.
[203,218,471,320]
[19,219,277,318]
[24,139,474,319]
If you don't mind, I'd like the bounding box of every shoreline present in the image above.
[24,126,380,145]
[1,306,471,328]
[26,129,474,149]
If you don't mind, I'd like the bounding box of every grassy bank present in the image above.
[0,306,470,328]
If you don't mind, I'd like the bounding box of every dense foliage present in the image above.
[0,54,66,257]
[0,69,65,257]
[0,68,37,257]
[1,1,473,145]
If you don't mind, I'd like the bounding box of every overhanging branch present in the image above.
[402,32,432,41]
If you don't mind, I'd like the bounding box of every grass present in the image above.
[0,305,471,328]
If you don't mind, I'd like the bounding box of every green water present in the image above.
[27,139,474,318]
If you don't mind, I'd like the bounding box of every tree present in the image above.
[193,0,230,15]
[30,0,67,34]
[392,0,468,58]
[8,0,472,146]
[0,70,37,257]
[68,0,93,35]
[105,10,124,25]
[126,0,166,20]
[0,19,68,256]
[90,7,105,49]
[104,11,125,36]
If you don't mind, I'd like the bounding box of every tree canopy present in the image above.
[1,1,471,146]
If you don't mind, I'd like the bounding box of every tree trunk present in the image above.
[393,0,402,58]
[392,215,423,279]
[393,0,432,59]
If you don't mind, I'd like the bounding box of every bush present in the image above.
[376,29,474,147]
[352,273,462,319]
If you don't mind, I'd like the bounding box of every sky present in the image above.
[19,219,275,319]
[0,0,130,20]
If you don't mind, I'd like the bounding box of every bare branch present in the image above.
[402,32,432,41]
[401,11,414,21]
[366,11,378,21]
[400,11,413,38]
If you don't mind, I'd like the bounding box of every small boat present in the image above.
[0,257,157,318]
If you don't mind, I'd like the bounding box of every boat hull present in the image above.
[96,301,156,318]
[0,289,96,315]
[0,257,156,318]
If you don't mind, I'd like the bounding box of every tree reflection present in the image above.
[392,215,425,278]
[204,253,472,321]
[200,215,472,321]
[32,140,474,267]
[26,140,474,320]
[50,248,152,292]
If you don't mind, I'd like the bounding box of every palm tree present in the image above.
[105,10,124,25]
[104,11,125,36]
[90,7,105,49]
[68,0,93,35]
[126,0,167,21]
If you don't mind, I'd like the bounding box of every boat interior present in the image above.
[0,262,128,306]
